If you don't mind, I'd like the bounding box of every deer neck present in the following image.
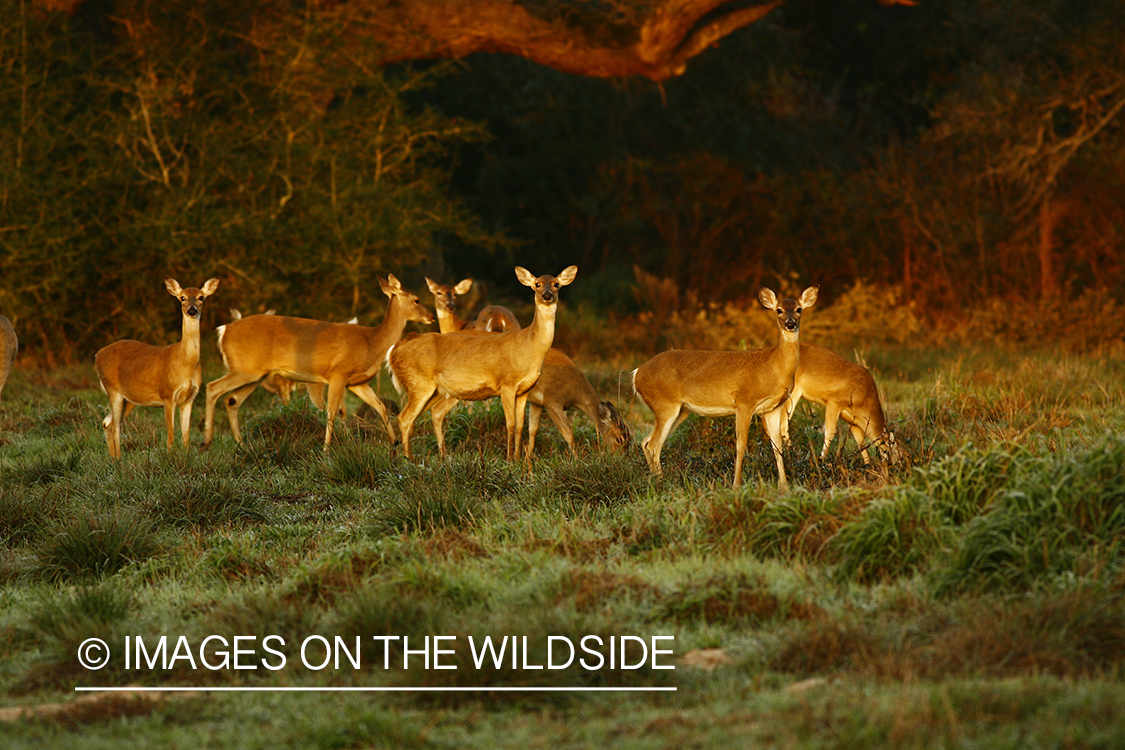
[435,307,463,334]
[524,300,558,356]
[178,313,203,367]
[377,295,411,340]
[774,325,801,377]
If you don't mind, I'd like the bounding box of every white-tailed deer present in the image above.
[202,275,433,449]
[0,314,17,406]
[783,343,899,464]
[95,278,221,459]
[221,309,356,422]
[426,277,520,333]
[390,266,577,460]
[525,348,631,456]
[632,285,819,489]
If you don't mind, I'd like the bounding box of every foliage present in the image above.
[0,0,501,357]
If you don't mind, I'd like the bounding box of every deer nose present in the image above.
[188,305,199,317]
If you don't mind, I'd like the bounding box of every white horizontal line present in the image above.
[75,686,676,693]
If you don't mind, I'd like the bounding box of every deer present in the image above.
[631,285,819,489]
[220,309,358,423]
[425,277,520,333]
[782,343,899,465]
[94,277,221,459]
[201,274,433,450]
[524,348,631,456]
[389,265,577,461]
[0,315,17,406]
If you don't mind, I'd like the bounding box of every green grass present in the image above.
[1,347,1124,747]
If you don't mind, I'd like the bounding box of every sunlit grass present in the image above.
[1,345,1124,747]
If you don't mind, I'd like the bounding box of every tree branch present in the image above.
[37,0,798,81]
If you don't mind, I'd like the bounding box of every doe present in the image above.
[202,275,433,449]
[632,285,819,489]
[426,277,520,333]
[784,343,899,465]
[389,266,577,461]
[95,277,220,459]
[525,348,631,457]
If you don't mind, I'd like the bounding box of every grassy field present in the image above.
[1,343,1123,749]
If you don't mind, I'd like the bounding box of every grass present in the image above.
[0,345,1124,747]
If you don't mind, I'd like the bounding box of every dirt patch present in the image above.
[558,569,656,611]
[422,530,489,560]
[0,688,197,727]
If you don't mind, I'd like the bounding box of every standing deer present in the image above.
[221,309,356,422]
[202,275,433,449]
[525,348,631,456]
[426,277,520,333]
[389,265,577,461]
[783,343,898,465]
[0,315,17,406]
[95,278,221,459]
[632,285,819,489]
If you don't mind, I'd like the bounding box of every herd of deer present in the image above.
[1,267,898,488]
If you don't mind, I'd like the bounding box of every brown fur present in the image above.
[95,278,220,458]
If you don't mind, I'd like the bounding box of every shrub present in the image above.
[35,511,166,582]
[936,434,1125,594]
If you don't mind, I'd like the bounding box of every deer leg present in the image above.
[179,400,194,448]
[498,388,518,460]
[203,371,264,447]
[103,393,125,459]
[222,383,259,444]
[525,403,544,458]
[322,380,348,449]
[762,405,789,490]
[640,404,685,476]
[397,385,437,461]
[847,417,873,465]
[783,387,803,448]
[546,403,575,456]
[734,408,754,488]
[430,396,459,457]
[821,403,843,459]
[161,400,177,451]
[348,383,395,443]
[514,392,530,461]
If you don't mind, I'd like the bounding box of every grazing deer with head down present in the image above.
[389,265,577,461]
[0,315,17,406]
[525,348,631,456]
[426,277,520,333]
[202,275,433,449]
[783,343,899,465]
[632,285,819,489]
[95,277,221,459]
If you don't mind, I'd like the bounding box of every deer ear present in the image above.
[799,285,820,308]
[202,278,220,297]
[165,278,183,296]
[556,265,578,286]
[758,287,778,309]
[425,277,441,294]
[454,279,473,295]
[514,267,536,287]
[379,275,401,297]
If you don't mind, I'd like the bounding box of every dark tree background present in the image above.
[2,0,1123,357]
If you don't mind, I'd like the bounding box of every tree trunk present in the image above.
[1037,198,1068,299]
